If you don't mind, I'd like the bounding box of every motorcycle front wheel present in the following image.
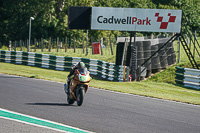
[76,87,85,106]
[67,94,75,105]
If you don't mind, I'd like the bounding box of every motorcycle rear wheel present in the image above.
[77,87,85,106]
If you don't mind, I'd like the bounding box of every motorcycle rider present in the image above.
[65,62,86,97]
[68,62,86,78]
[67,62,86,89]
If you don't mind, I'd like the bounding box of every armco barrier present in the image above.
[0,50,128,82]
[175,67,200,89]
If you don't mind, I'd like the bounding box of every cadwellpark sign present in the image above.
[91,7,182,33]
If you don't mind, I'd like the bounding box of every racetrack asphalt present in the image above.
[0,73,200,133]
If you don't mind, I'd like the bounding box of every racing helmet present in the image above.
[77,62,85,69]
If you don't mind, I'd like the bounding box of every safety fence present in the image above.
[175,67,200,89]
[0,50,128,82]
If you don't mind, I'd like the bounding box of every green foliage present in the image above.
[0,0,200,46]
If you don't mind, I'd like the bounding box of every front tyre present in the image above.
[67,95,75,105]
[77,87,85,106]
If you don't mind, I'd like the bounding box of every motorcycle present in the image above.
[64,68,92,106]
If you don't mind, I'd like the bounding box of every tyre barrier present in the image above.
[151,44,161,73]
[136,41,144,67]
[175,67,200,89]
[166,42,176,66]
[143,41,152,77]
[158,43,168,69]
[116,40,177,78]
[0,50,129,82]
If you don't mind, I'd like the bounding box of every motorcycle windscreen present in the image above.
[78,68,88,75]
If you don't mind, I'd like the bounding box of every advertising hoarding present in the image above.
[91,7,182,33]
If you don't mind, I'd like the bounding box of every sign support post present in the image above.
[131,32,137,81]
[86,30,89,56]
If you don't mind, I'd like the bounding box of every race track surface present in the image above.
[0,73,200,133]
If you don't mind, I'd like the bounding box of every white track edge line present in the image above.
[0,107,94,133]
[0,116,69,133]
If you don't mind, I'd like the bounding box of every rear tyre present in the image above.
[77,88,85,106]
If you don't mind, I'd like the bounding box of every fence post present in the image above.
[178,37,181,63]
[74,37,76,53]
[9,41,12,51]
[69,38,71,48]
[20,40,22,51]
[86,30,89,55]
[109,36,114,55]
[193,31,196,57]
[99,37,103,55]
[14,41,16,51]
[81,36,84,53]
[22,41,24,51]
[34,38,36,52]
[27,39,29,52]
[91,37,93,54]
[65,37,67,52]
[57,37,59,52]
[48,37,51,52]
[41,38,43,52]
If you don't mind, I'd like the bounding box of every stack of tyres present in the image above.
[136,41,144,68]
[166,42,176,66]
[116,42,125,65]
[158,43,168,69]
[172,54,176,64]
[151,44,161,73]
[136,41,144,80]
[143,41,151,77]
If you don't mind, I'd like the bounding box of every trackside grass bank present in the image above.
[0,62,200,105]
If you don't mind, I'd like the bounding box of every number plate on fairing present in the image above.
[79,75,87,82]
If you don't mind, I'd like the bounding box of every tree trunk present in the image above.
[56,0,65,18]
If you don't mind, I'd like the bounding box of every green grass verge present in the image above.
[1,62,200,105]
[146,61,200,83]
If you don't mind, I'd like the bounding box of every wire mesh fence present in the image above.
[7,36,118,57]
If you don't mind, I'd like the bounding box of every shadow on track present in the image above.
[26,103,74,106]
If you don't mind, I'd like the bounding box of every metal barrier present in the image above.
[175,67,200,89]
[0,50,128,82]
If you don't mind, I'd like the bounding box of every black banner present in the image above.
[68,7,91,29]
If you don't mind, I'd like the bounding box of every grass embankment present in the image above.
[1,62,200,105]
[146,61,200,83]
